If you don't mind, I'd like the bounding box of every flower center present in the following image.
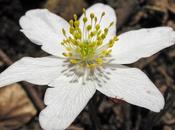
[61,9,118,69]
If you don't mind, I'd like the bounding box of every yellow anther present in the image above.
[97,58,103,65]
[89,41,97,47]
[78,42,83,47]
[67,37,74,44]
[113,36,118,41]
[70,59,78,64]
[74,32,81,39]
[62,39,68,44]
[100,50,106,55]
[109,22,114,27]
[90,13,94,19]
[87,25,92,31]
[97,40,102,46]
[62,28,66,37]
[108,40,115,47]
[61,42,64,45]
[90,31,95,37]
[87,63,96,68]
[106,50,112,56]
[97,30,102,36]
[73,14,77,20]
[83,8,86,14]
[71,39,78,45]
[66,47,72,51]
[100,50,112,57]
[107,36,118,47]
[104,28,108,33]
[74,21,80,27]
[101,12,105,17]
[97,36,102,41]
[69,20,74,26]
[62,52,72,57]
[69,27,74,34]
[83,17,87,23]
[101,34,106,39]
[61,9,118,68]
[95,17,97,23]
[95,24,100,30]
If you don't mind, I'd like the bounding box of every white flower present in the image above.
[0,3,175,130]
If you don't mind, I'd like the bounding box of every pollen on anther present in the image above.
[60,8,118,69]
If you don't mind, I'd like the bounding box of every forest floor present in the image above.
[0,0,175,130]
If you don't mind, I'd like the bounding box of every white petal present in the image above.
[79,3,117,43]
[19,9,69,57]
[96,65,165,112]
[112,27,175,64]
[0,56,64,87]
[39,77,96,130]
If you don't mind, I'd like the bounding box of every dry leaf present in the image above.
[168,0,175,13]
[0,83,37,129]
[44,0,87,20]
[162,112,175,125]
[163,126,173,130]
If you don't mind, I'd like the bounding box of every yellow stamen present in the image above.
[70,59,78,64]
[97,58,103,65]
[60,8,118,68]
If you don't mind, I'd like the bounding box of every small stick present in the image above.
[0,49,13,65]
[0,49,45,110]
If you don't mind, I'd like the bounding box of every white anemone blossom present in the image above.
[0,3,175,130]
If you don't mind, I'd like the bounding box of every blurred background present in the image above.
[0,0,175,130]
